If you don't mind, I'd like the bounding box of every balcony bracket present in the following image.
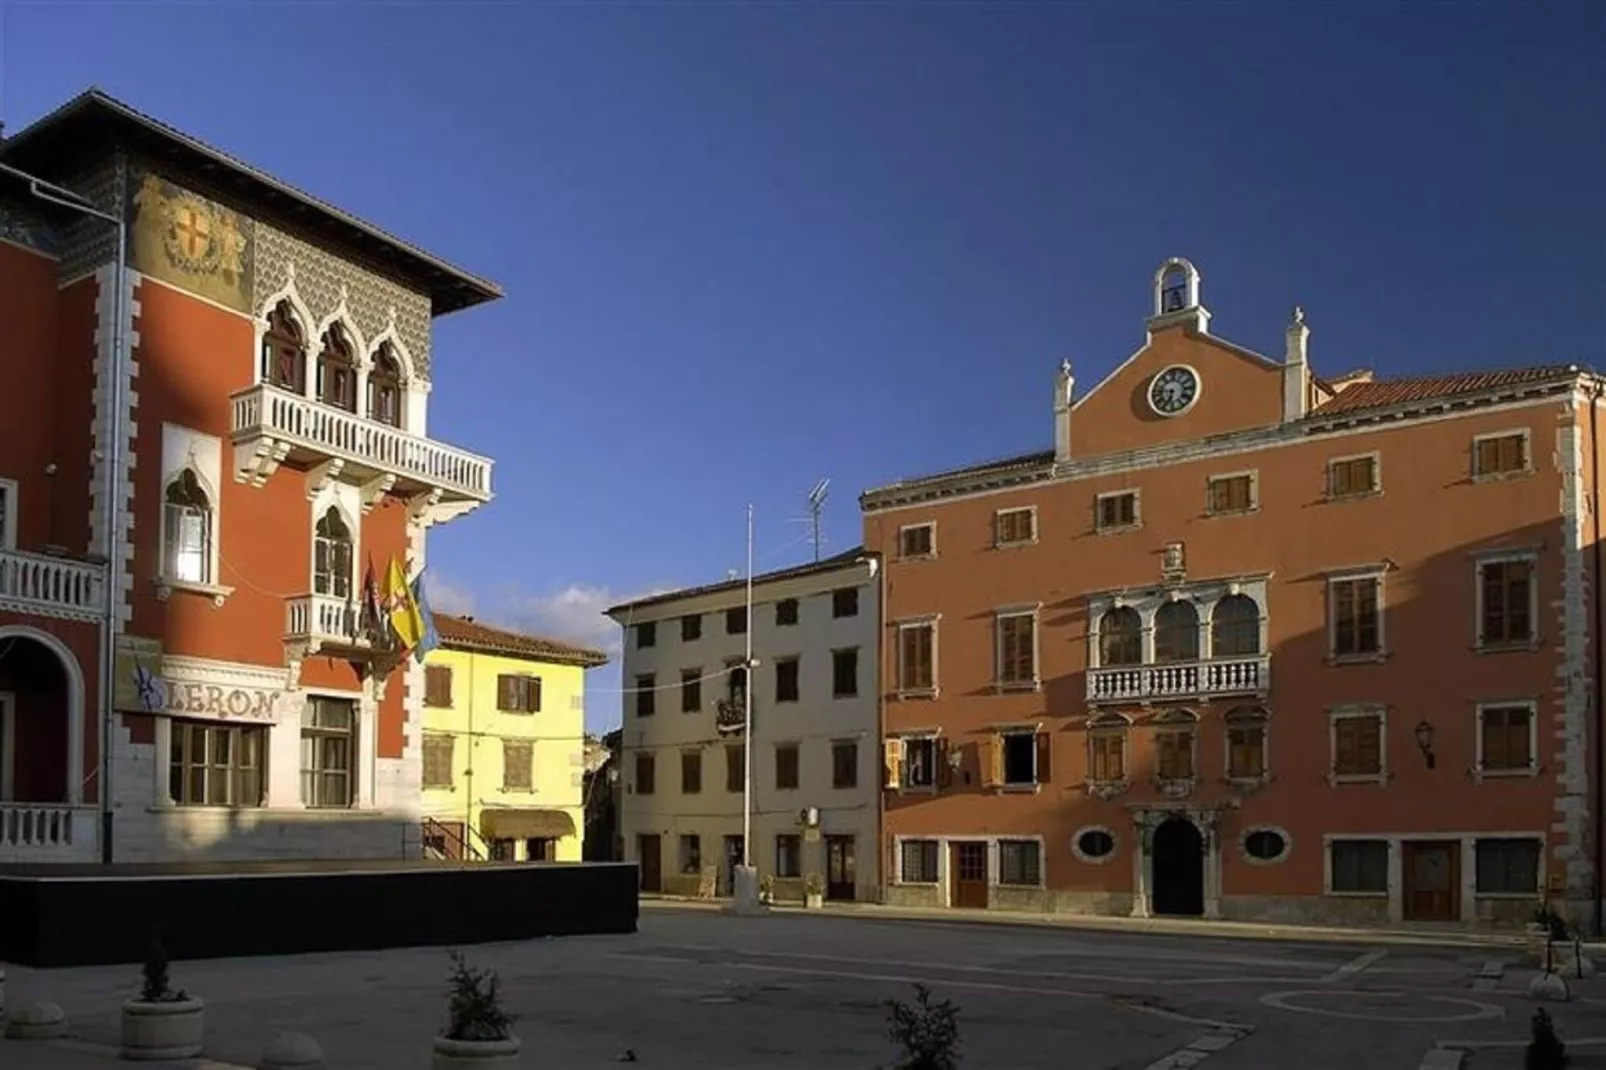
[359,473,397,514]
[407,488,444,525]
[233,437,291,488]
[305,458,347,501]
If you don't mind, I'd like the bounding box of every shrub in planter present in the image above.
[804,873,824,908]
[433,950,521,1069]
[885,983,961,1070]
[121,938,205,1061]
[758,874,775,905]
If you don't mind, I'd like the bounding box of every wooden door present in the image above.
[949,841,988,909]
[637,834,662,892]
[825,835,857,901]
[1403,841,1459,921]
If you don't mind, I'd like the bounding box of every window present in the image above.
[1096,491,1139,531]
[1328,455,1379,498]
[316,326,358,412]
[680,750,702,794]
[496,674,541,713]
[1076,828,1116,860]
[680,670,702,713]
[900,839,939,883]
[898,622,936,693]
[367,344,405,428]
[1479,704,1535,773]
[832,740,858,789]
[999,840,1041,886]
[998,729,1043,786]
[1475,838,1540,895]
[170,721,265,807]
[424,665,454,708]
[1479,558,1535,647]
[421,733,454,789]
[775,657,800,703]
[996,612,1036,688]
[1088,720,1127,782]
[775,744,800,790]
[679,834,702,874]
[634,752,655,794]
[1330,840,1388,893]
[775,834,802,878]
[312,507,353,600]
[635,621,656,648]
[489,839,516,862]
[901,736,937,789]
[0,478,13,549]
[1153,601,1200,663]
[726,661,748,710]
[899,523,935,559]
[995,508,1035,546]
[1331,574,1382,657]
[832,587,859,618]
[300,697,356,809]
[1207,474,1254,514]
[163,470,212,584]
[1333,713,1383,778]
[502,739,533,791]
[1098,607,1142,666]
[775,599,799,626]
[681,614,702,641]
[261,302,306,393]
[634,674,656,717]
[1156,725,1195,780]
[1244,829,1288,862]
[1473,432,1528,477]
[726,606,748,634]
[1226,708,1268,780]
[1210,595,1261,657]
[725,744,744,792]
[832,648,859,698]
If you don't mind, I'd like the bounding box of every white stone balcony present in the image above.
[0,548,105,624]
[0,804,100,863]
[1086,654,1270,705]
[285,593,376,654]
[230,384,493,509]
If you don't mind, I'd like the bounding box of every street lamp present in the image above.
[2,161,128,863]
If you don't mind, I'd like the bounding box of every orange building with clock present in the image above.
[0,90,497,864]
[862,257,1605,931]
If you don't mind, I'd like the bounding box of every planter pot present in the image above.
[432,1035,522,1069]
[121,996,205,1061]
[806,893,823,910]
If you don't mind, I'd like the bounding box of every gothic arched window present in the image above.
[368,344,404,428]
[317,326,358,412]
[163,469,211,584]
[262,302,306,393]
[1098,607,1142,667]
[1154,601,1201,663]
[313,507,353,599]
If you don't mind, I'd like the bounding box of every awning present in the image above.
[479,808,576,841]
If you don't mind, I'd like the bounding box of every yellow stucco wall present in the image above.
[420,644,588,862]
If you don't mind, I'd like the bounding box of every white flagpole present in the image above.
[742,502,755,867]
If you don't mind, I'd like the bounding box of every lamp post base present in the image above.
[723,865,769,917]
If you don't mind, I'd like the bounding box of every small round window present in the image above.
[1244,829,1288,862]
[1076,829,1116,859]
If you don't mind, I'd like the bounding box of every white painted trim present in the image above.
[993,606,1040,691]
[1470,426,1534,480]
[0,476,16,550]
[309,492,362,601]
[1325,567,1388,662]
[254,270,317,391]
[1328,703,1388,785]
[1326,450,1383,499]
[1094,488,1141,533]
[1204,468,1258,515]
[156,429,223,593]
[1240,825,1291,866]
[1071,824,1118,864]
[1472,699,1540,778]
[891,833,942,886]
[992,505,1038,547]
[0,690,14,800]
[1471,548,1541,651]
[1322,835,1391,897]
[994,833,1048,889]
[896,520,937,560]
[0,624,87,804]
[1147,363,1203,418]
[1153,710,1200,783]
[0,233,58,260]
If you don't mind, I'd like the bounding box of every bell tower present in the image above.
[1146,257,1211,335]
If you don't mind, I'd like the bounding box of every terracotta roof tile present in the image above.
[433,613,608,667]
[1310,364,1583,416]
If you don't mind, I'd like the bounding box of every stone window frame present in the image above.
[1204,468,1259,517]
[1223,705,1271,784]
[1151,709,1200,793]
[154,423,234,607]
[1085,577,1270,669]
[1071,824,1119,864]
[897,521,937,561]
[993,603,1041,692]
[893,835,941,885]
[0,476,16,550]
[1472,835,1545,898]
[1470,427,1534,482]
[993,506,1038,548]
[1473,698,1540,781]
[1325,563,1389,664]
[1239,825,1292,867]
[1085,712,1130,795]
[895,614,941,699]
[1472,548,1541,653]
[1323,836,1391,897]
[1328,703,1389,786]
[995,834,1048,889]
[1094,488,1142,533]
[886,731,942,795]
[1326,450,1383,501]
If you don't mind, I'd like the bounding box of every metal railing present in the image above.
[420,816,488,862]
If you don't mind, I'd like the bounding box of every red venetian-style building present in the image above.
[0,89,497,863]
[863,258,1604,931]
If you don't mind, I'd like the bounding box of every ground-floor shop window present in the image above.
[170,720,266,807]
[1329,839,1388,893]
[998,839,1041,886]
[1475,837,1540,895]
[900,839,939,883]
[301,696,357,808]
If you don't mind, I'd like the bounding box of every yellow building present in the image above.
[420,613,608,862]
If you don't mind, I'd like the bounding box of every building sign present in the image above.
[142,674,279,721]
[113,637,283,723]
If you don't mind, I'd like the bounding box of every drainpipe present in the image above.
[875,547,888,903]
[1591,384,1604,937]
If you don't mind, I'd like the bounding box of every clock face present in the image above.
[1148,365,1200,416]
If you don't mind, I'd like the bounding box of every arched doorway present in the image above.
[1151,816,1204,916]
[0,626,87,804]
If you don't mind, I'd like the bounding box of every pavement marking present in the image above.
[1141,1028,1252,1070]
[1436,1036,1606,1050]
[1471,959,1505,992]
[608,952,1246,1032]
[1321,948,1388,983]
[1416,1049,1465,1069]
[1258,990,1504,1024]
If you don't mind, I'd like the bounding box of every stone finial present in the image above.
[1060,359,1072,378]
[1291,305,1305,327]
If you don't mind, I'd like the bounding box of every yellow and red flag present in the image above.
[385,556,425,652]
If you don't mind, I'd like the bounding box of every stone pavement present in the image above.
[3,901,1605,1069]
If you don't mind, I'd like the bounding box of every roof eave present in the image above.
[604,549,875,617]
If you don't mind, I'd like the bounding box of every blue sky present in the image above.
[4,2,1602,732]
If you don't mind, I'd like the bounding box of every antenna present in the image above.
[806,479,830,563]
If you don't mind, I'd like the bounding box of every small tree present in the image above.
[442,950,515,1042]
[1526,1007,1567,1069]
[884,983,960,1070]
[139,937,186,1003]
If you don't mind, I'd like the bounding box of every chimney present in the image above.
[1054,361,1075,463]
[1282,306,1310,422]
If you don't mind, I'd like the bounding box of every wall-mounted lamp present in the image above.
[1414,720,1436,770]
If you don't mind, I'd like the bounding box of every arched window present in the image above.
[313,507,353,599]
[1154,601,1200,663]
[261,302,306,393]
[163,470,211,584]
[1160,266,1189,312]
[316,326,358,412]
[367,344,405,428]
[1098,607,1142,666]
[1211,594,1261,657]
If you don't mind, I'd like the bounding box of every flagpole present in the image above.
[742,502,754,868]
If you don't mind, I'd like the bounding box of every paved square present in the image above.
[9,903,1606,1068]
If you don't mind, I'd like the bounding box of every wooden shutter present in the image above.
[496,674,515,710]
[1036,731,1052,784]
[527,676,543,712]
[936,738,953,789]
[980,735,1003,788]
[883,738,904,789]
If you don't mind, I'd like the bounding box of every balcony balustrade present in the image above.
[1086,654,1270,704]
[0,804,99,863]
[231,384,493,505]
[0,548,105,623]
[285,592,378,654]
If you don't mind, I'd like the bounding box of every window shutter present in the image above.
[1036,731,1052,784]
[980,735,1003,789]
[496,674,514,710]
[529,677,543,712]
[936,738,953,789]
[883,738,903,790]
